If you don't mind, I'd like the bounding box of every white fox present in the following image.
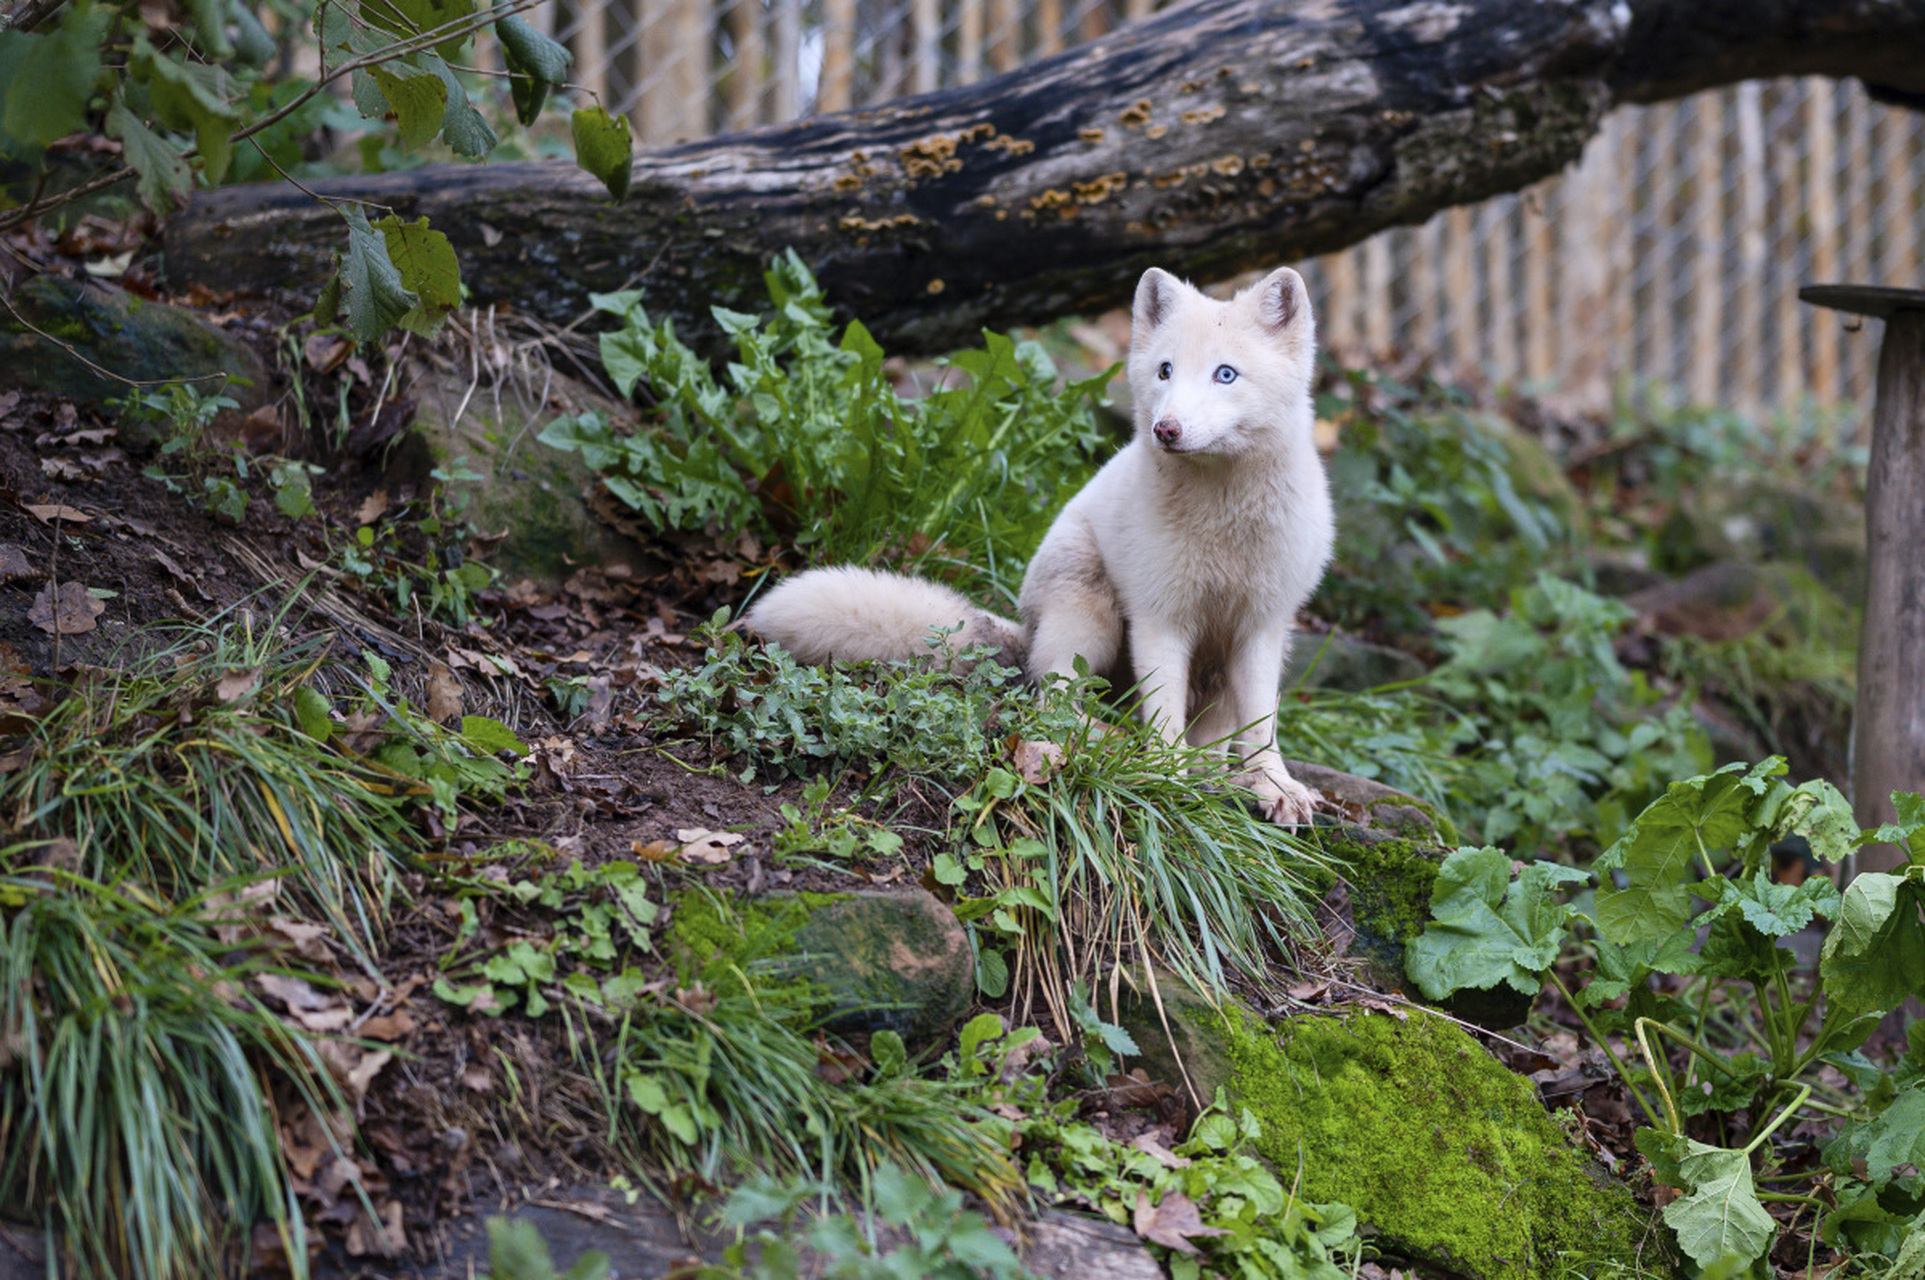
[745,265,1335,824]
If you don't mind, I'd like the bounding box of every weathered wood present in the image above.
[163,0,1925,357]
[1801,285,1925,872]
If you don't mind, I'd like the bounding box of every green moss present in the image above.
[667,889,851,983]
[1223,1006,1663,1278]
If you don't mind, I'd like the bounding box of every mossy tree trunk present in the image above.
[164,0,1925,356]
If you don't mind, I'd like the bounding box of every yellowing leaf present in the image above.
[572,104,632,202]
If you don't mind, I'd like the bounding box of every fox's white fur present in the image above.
[746,265,1335,823]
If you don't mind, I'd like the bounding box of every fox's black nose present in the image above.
[1153,418,1182,447]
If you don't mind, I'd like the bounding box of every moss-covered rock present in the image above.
[1119,987,1668,1279]
[1225,1006,1667,1278]
[398,361,660,587]
[667,888,974,1049]
[0,276,269,413]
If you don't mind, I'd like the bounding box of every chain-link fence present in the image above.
[509,0,1925,422]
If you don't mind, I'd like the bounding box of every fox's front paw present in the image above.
[1237,764,1321,827]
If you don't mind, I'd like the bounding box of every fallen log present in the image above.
[163,0,1925,355]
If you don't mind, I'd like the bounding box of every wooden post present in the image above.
[1688,91,1723,405]
[1774,84,1805,408]
[1733,83,1766,419]
[1801,285,1925,873]
[911,0,939,95]
[1524,185,1555,384]
[770,0,799,119]
[1483,198,1516,384]
[1809,81,1841,403]
[959,0,983,84]
[1883,105,1921,287]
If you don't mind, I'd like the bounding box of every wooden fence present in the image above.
[522,0,1925,422]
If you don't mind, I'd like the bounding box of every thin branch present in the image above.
[0,0,69,33]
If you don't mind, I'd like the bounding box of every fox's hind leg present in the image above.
[1021,525,1124,687]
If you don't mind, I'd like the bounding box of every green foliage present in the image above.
[1408,759,1917,1273]
[571,104,632,201]
[713,1162,1026,1280]
[334,459,496,625]
[0,874,334,1280]
[478,1217,610,1280]
[434,854,658,1017]
[540,253,1110,591]
[1319,368,1570,638]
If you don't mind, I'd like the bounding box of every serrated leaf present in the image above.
[572,104,632,202]
[373,213,461,335]
[1820,871,1925,1018]
[331,205,418,344]
[497,13,570,125]
[369,61,448,150]
[424,55,496,157]
[458,714,525,756]
[0,3,108,155]
[1661,1140,1775,1268]
[361,0,476,60]
[106,100,195,213]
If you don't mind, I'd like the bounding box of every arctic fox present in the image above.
[745,265,1335,824]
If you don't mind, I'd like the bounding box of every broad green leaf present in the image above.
[869,1029,906,1077]
[374,214,462,335]
[974,946,1009,997]
[181,0,234,58]
[485,1217,562,1280]
[292,686,333,742]
[369,61,448,150]
[1822,1086,1925,1191]
[135,39,240,183]
[1406,845,1585,1000]
[497,13,571,124]
[0,3,108,155]
[458,714,525,756]
[1864,790,1925,864]
[228,0,278,66]
[1821,871,1925,1017]
[1662,1140,1775,1268]
[572,104,632,202]
[322,206,418,344]
[424,54,496,157]
[107,100,195,213]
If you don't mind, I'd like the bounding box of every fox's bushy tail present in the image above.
[743,567,1026,671]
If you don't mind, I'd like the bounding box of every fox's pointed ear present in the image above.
[1133,268,1182,336]
[1254,266,1312,339]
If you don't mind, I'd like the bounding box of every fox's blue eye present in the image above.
[1213,365,1237,384]
[1158,361,1172,379]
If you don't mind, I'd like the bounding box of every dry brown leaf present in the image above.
[304,331,352,374]
[23,503,90,524]
[1132,1190,1228,1254]
[344,1199,405,1258]
[40,458,86,482]
[255,972,339,1014]
[633,839,678,863]
[358,1009,415,1041]
[425,661,463,725]
[29,581,105,635]
[215,666,261,703]
[1012,738,1064,784]
[266,917,335,963]
[1128,1131,1191,1169]
[677,827,745,865]
[355,489,390,525]
[460,1065,493,1093]
[337,709,388,754]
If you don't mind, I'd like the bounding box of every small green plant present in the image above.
[1406,758,1925,1272]
[434,853,659,1017]
[335,461,496,626]
[476,1216,610,1280]
[539,252,1112,594]
[712,1162,1027,1280]
[774,780,908,866]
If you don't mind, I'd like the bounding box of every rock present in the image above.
[1286,759,1448,844]
[1675,481,1865,601]
[311,1189,1158,1279]
[668,889,974,1049]
[1120,994,1667,1280]
[1284,631,1426,692]
[396,360,661,587]
[1625,559,1784,642]
[0,276,268,416]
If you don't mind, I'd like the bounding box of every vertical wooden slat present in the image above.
[726,0,764,128]
[1559,115,1618,409]
[1844,83,1875,404]
[1809,79,1841,404]
[1524,186,1555,384]
[988,0,1019,73]
[1079,0,1110,42]
[1443,208,1477,373]
[1408,218,1440,360]
[1036,0,1063,54]
[1609,109,1637,401]
[1881,101,1921,287]
[911,0,940,94]
[1483,199,1516,385]
[1731,84,1766,419]
[1645,107,1678,402]
[1324,249,1360,356]
[1774,82,1805,409]
[818,0,855,111]
[770,0,800,119]
[1688,92,1724,405]
[959,0,984,84]
[574,0,608,108]
[1362,234,1393,356]
[1125,0,1154,19]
